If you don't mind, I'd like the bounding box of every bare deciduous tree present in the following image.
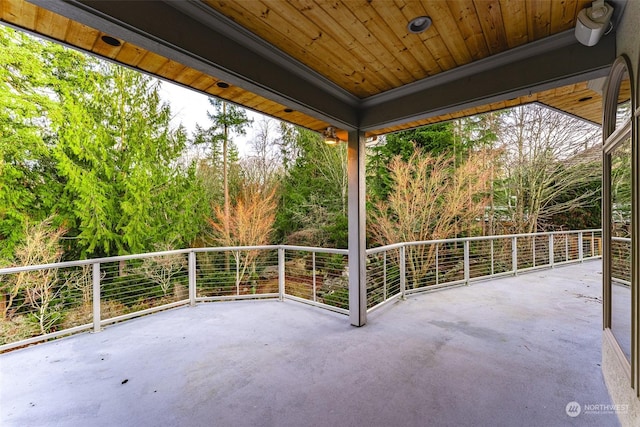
[497,105,601,233]
[141,243,188,297]
[368,148,491,287]
[242,118,282,187]
[208,183,278,287]
[1,219,66,333]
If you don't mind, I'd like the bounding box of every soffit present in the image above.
[0,0,624,137]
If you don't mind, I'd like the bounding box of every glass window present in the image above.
[610,136,631,360]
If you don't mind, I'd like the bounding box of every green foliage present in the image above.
[0,26,208,259]
[320,288,349,309]
[0,27,64,258]
[52,63,207,257]
[368,124,453,202]
[275,125,348,247]
[192,98,247,206]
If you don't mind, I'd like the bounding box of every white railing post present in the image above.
[578,232,584,262]
[383,251,387,301]
[435,243,439,285]
[278,247,285,301]
[399,245,406,300]
[549,234,554,268]
[532,236,536,267]
[512,237,518,275]
[92,262,101,333]
[188,251,196,306]
[490,239,495,276]
[312,252,317,302]
[235,251,240,295]
[464,240,470,285]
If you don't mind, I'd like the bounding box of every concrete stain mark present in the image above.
[428,320,507,342]
[573,293,602,304]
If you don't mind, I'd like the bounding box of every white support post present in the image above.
[399,245,406,300]
[532,236,536,267]
[235,251,240,295]
[549,234,554,268]
[347,130,367,326]
[464,240,470,284]
[312,252,317,302]
[512,237,518,275]
[383,251,387,301]
[490,240,494,276]
[92,262,101,333]
[188,251,196,306]
[578,232,584,262]
[278,247,285,301]
[435,244,439,285]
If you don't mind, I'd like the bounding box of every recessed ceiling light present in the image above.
[578,96,593,102]
[284,108,294,113]
[216,81,230,89]
[101,35,121,47]
[407,16,432,34]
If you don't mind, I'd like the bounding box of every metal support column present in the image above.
[399,245,406,300]
[278,247,285,301]
[92,262,101,333]
[188,251,196,306]
[464,240,470,284]
[348,130,367,326]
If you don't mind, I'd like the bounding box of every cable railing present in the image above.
[365,229,602,313]
[0,230,601,352]
[0,245,348,352]
[611,236,631,286]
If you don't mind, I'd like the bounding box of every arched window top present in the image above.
[603,56,633,140]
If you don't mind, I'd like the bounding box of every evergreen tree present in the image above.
[53,64,206,257]
[275,125,348,247]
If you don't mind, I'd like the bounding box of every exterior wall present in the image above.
[603,1,640,426]
[616,1,640,76]
[603,332,640,426]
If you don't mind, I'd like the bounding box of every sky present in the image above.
[158,81,266,157]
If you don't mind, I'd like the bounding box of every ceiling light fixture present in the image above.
[101,35,121,47]
[407,16,432,34]
[216,81,230,88]
[322,126,340,145]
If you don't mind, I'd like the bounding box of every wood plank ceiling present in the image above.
[0,0,621,137]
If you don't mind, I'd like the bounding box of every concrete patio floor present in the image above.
[1,261,618,427]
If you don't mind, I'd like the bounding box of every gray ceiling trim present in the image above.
[360,35,616,132]
[23,0,620,134]
[361,29,588,109]
[533,102,600,126]
[30,0,359,130]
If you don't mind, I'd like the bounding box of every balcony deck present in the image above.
[1,261,617,426]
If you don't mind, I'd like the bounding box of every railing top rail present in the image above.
[0,244,348,275]
[281,245,348,255]
[0,229,601,275]
[612,236,631,242]
[192,245,279,253]
[367,229,603,254]
[0,248,194,275]
[366,242,405,255]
